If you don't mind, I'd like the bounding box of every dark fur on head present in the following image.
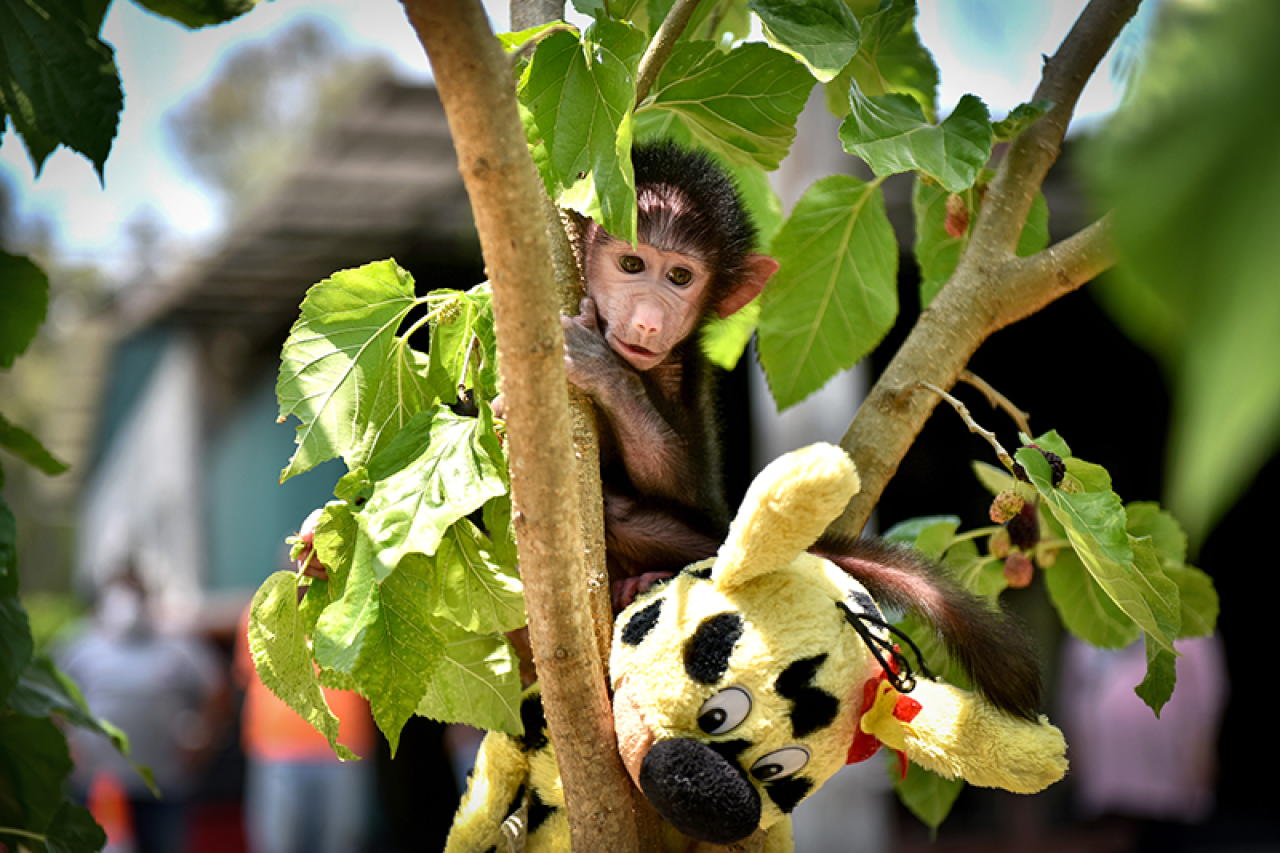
[596,141,760,299]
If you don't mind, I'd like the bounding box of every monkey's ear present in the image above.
[714,254,778,318]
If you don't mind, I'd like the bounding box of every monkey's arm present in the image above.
[562,307,719,510]
[812,534,1044,721]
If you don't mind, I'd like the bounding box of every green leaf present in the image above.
[882,515,960,557]
[638,40,814,170]
[1134,638,1177,717]
[520,20,645,242]
[1086,2,1280,547]
[992,99,1053,143]
[43,800,108,853]
[356,408,507,581]
[0,250,48,369]
[277,260,427,482]
[1166,564,1218,639]
[0,412,69,475]
[1020,448,1181,654]
[749,0,861,83]
[893,762,965,831]
[0,713,72,833]
[840,87,991,193]
[428,519,525,635]
[130,0,259,29]
[912,178,1048,306]
[0,498,30,706]
[415,619,523,735]
[248,571,357,761]
[312,552,445,755]
[0,0,122,178]
[1044,548,1141,649]
[757,174,898,409]
[425,285,498,404]
[824,0,938,122]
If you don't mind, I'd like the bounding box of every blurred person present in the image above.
[1059,634,1228,852]
[58,564,228,853]
[235,594,376,853]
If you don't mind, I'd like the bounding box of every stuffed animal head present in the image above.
[610,443,1067,845]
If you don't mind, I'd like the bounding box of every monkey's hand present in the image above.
[611,572,676,613]
[562,297,633,401]
[293,508,330,581]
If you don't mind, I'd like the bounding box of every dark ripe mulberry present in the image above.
[1013,445,1067,487]
[1005,502,1040,551]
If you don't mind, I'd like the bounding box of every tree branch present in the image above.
[634,0,702,105]
[829,0,1138,538]
[400,2,645,850]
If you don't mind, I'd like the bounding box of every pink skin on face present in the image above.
[584,235,712,371]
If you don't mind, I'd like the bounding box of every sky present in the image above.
[0,1,1134,281]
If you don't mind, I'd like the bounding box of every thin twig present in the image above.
[958,370,1032,438]
[634,0,702,105]
[916,381,1015,470]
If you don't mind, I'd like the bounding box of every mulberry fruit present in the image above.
[989,490,1025,524]
[1004,551,1035,589]
[1012,444,1066,488]
[1005,502,1040,551]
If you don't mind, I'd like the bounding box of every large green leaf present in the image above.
[312,549,445,755]
[1019,448,1181,655]
[42,800,108,853]
[415,618,523,736]
[757,175,898,409]
[840,86,991,193]
[520,20,645,242]
[355,408,508,581]
[749,0,861,83]
[824,0,937,121]
[0,250,48,369]
[425,285,498,404]
[1087,0,1280,547]
[1044,547,1142,650]
[0,0,122,177]
[248,571,356,761]
[277,260,427,482]
[0,713,73,834]
[638,40,814,170]
[428,519,525,635]
[0,499,30,707]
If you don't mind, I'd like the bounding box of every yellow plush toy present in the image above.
[447,443,1068,852]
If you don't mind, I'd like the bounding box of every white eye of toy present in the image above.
[697,686,752,735]
[750,747,811,782]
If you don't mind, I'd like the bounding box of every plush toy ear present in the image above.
[715,443,859,592]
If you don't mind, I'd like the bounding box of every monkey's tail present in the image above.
[812,534,1043,721]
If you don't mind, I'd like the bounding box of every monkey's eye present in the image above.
[697,686,752,735]
[619,255,645,274]
[750,747,810,782]
[667,267,693,286]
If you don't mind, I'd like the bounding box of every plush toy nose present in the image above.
[639,738,761,844]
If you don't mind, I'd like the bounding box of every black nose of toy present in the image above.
[639,738,762,844]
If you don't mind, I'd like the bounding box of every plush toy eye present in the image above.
[696,686,752,735]
[750,747,811,782]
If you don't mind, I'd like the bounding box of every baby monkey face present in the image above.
[585,234,713,371]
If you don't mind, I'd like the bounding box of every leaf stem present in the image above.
[0,828,45,841]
